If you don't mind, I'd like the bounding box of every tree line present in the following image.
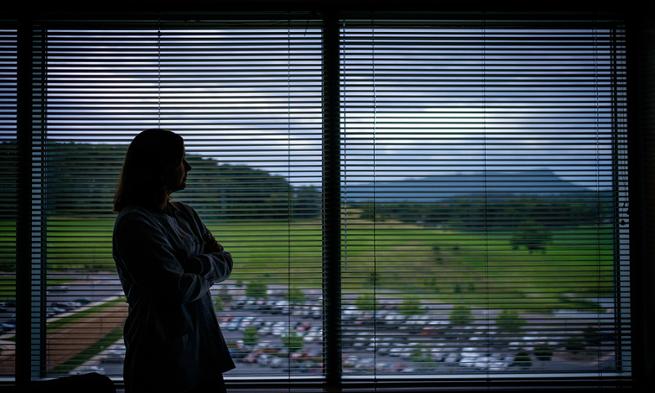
[352,193,613,231]
[0,141,321,220]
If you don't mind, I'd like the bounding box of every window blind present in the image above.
[0,27,16,378]
[339,19,630,379]
[31,20,323,379]
[6,14,635,390]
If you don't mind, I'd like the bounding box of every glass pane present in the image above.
[340,22,630,377]
[40,23,323,379]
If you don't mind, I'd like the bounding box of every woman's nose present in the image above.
[184,160,192,171]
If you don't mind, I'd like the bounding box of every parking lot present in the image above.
[79,284,616,377]
[1,278,617,377]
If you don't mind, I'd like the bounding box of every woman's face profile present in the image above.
[165,151,192,193]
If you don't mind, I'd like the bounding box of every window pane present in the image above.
[38,22,323,379]
[340,21,630,377]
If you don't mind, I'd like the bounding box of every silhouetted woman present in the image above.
[112,129,235,393]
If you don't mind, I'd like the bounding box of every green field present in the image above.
[0,217,614,312]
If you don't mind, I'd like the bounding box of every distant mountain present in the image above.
[342,169,593,202]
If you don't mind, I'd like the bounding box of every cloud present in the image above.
[38,26,622,190]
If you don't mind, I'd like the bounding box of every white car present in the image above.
[444,352,459,365]
[269,357,285,368]
[459,356,477,368]
[257,354,271,366]
[488,360,509,372]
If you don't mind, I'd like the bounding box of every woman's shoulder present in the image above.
[114,205,162,228]
[115,201,199,227]
[171,201,201,221]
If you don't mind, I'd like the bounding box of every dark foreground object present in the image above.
[17,372,115,393]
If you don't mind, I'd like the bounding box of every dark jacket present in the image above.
[112,201,235,393]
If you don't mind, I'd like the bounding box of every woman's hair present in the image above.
[113,129,185,213]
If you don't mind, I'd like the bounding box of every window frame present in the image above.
[5,2,652,392]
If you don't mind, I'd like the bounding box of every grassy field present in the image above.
[0,217,615,311]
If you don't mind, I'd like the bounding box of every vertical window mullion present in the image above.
[322,9,343,391]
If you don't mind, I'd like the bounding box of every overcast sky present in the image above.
[0,27,624,190]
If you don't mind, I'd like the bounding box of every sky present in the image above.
[0,26,626,190]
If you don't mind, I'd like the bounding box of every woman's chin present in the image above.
[171,183,186,193]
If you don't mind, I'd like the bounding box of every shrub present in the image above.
[213,295,224,311]
[534,344,553,361]
[282,332,304,352]
[356,293,376,311]
[243,326,258,347]
[513,350,532,368]
[288,286,305,303]
[583,326,602,347]
[449,305,472,326]
[496,310,525,334]
[564,336,585,353]
[246,281,267,299]
[399,298,424,316]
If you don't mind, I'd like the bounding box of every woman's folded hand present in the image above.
[203,232,224,253]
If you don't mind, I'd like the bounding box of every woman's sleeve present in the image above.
[183,250,232,284]
[180,202,233,282]
[184,203,227,252]
[115,214,230,304]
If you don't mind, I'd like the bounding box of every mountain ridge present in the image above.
[343,168,604,202]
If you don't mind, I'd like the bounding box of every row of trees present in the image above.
[1,140,611,225]
[236,287,528,335]
[354,296,527,334]
[354,193,612,230]
[354,194,612,252]
[0,141,321,220]
[222,285,606,363]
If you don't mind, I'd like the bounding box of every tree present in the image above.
[510,220,552,253]
[496,310,525,334]
[356,293,376,311]
[534,344,553,361]
[219,288,233,304]
[564,336,585,353]
[246,281,267,299]
[213,295,224,312]
[583,326,602,347]
[449,305,473,327]
[282,332,304,352]
[399,298,424,316]
[243,326,258,347]
[288,286,305,303]
[292,185,321,219]
[5,140,321,222]
[410,348,438,371]
[513,350,532,368]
